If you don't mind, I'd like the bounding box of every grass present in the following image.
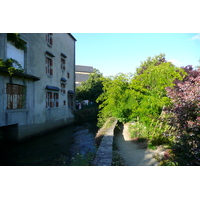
[128,118,175,149]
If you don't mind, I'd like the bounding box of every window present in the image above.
[53,93,59,107]
[68,91,74,108]
[7,41,25,69]
[61,58,66,71]
[6,84,26,109]
[60,77,67,95]
[67,72,70,78]
[61,83,66,94]
[46,91,59,108]
[46,56,53,76]
[46,92,51,108]
[46,33,53,46]
[60,53,67,71]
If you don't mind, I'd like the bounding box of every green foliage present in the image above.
[97,73,134,126]
[0,58,24,76]
[76,68,104,103]
[97,54,186,127]
[70,152,95,166]
[74,107,98,123]
[129,117,176,147]
[136,53,166,75]
[130,61,186,125]
[155,150,178,166]
[7,33,26,50]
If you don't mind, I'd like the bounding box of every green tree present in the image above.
[97,73,134,125]
[97,54,186,127]
[76,68,104,103]
[130,61,186,124]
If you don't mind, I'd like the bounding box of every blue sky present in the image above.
[72,33,200,77]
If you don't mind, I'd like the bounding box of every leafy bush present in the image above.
[97,54,186,127]
[164,66,200,165]
[129,117,175,147]
[74,107,98,123]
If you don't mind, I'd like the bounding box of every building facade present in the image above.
[0,33,76,141]
[75,65,94,87]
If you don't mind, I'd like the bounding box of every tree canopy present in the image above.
[97,54,186,126]
[76,68,104,103]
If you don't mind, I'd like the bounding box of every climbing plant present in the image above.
[0,58,24,76]
[7,33,26,50]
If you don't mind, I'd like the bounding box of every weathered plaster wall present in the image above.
[0,33,76,140]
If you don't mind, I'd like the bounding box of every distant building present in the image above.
[0,33,76,141]
[75,65,94,87]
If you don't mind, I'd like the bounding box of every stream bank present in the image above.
[0,121,98,166]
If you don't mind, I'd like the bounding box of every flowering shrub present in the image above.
[165,66,200,165]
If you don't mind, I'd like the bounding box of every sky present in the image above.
[72,33,200,77]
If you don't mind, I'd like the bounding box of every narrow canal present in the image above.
[0,121,98,166]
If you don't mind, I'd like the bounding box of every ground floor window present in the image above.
[6,84,26,109]
[46,91,59,108]
[68,93,74,108]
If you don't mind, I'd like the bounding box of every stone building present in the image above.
[75,65,94,87]
[0,33,76,141]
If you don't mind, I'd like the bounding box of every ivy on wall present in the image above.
[7,33,26,50]
[0,58,24,76]
[0,33,26,76]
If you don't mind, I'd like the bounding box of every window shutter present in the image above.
[50,68,53,75]
[50,34,53,45]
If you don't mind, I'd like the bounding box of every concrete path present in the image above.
[115,124,164,166]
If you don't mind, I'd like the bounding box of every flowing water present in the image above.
[0,121,98,166]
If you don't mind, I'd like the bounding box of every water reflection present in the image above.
[0,121,98,166]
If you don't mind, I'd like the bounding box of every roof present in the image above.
[68,33,77,41]
[75,65,94,73]
[46,85,60,91]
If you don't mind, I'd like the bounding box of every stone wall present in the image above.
[93,119,117,166]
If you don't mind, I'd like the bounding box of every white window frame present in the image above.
[46,91,59,108]
[61,57,66,71]
[46,55,53,76]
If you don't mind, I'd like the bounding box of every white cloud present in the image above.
[191,33,200,41]
[168,59,182,66]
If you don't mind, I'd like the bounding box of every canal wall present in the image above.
[93,118,118,166]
